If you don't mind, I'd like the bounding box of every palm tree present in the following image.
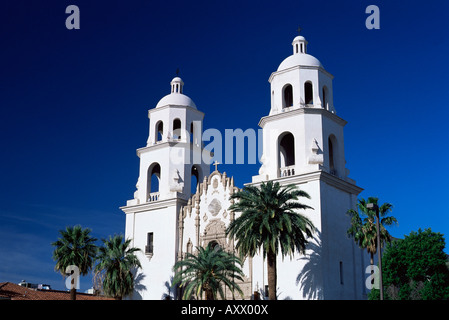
[347,197,398,265]
[95,235,142,300]
[173,242,245,300]
[226,181,316,300]
[52,225,98,300]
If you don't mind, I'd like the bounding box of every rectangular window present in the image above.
[339,261,344,285]
[146,232,154,255]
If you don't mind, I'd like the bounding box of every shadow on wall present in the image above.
[296,234,323,300]
[161,276,176,300]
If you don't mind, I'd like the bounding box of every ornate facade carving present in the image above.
[177,170,251,299]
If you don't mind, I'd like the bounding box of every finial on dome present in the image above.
[170,76,184,94]
[297,26,301,35]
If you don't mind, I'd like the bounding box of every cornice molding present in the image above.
[120,197,188,214]
[246,170,363,195]
[268,65,334,83]
[258,107,347,128]
[320,171,364,195]
[148,104,205,118]
[136,140,200,156]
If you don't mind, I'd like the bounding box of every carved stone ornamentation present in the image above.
[202,219,228,250]
[208,198,222,217]
[204,219,226,236]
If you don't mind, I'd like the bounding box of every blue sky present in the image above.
[1,0,448,292]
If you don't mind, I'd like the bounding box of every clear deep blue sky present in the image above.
[1,0,448,292]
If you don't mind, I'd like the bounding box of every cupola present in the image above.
[156,77,197,109]
[292,35,307,54]
[170,77,184,94]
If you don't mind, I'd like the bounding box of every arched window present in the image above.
[155,121,163,142]
[283,84,293,109]
[147,163,161,201]
[191,165,200,195]
[209,240,221,251]
[305,81,313,105]
[173,118,181,140]
[328,135,337,176]
[278,132,295,177]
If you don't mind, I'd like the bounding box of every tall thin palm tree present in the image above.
[95,235,141,300]
[347,197,398,265]
[173,242,245,300]
[52,225,98,300]
[226,181,316,300]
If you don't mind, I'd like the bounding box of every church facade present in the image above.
[120,33,369,300]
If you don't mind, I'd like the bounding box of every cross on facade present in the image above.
[213,161,220,171]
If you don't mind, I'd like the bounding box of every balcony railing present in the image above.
[145,245,154,255]
[148,192,160,202]
[280,165,295,177]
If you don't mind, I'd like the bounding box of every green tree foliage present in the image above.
[95,235,142,300]
[173,242,245,300]
[51,225,98,300]
[347,197,397,265]
[226,181,315,300]
[370,228,449,300]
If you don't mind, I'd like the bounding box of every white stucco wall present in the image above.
[124,201,182,300]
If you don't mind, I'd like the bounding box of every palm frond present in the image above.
[227,181,315,259]
[173,242,245,300]
[347,198,397,255]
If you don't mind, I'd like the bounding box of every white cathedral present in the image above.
[120,33,369,300]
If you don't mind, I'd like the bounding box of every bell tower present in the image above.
[254,32,342,182]
[126,76,209,205]
[250,33,367,299]
[121,77,210,300]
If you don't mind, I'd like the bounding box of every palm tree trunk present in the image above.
[266,251,277,300]
[70,288,76,300]
[369,252,375,287]
[205,288,214,300]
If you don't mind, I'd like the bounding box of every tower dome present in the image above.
[268,33,335,115]
[156,77,197,109]
[277,34,323,71]
[277,54,323,71]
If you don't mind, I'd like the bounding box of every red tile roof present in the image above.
[0,282,114,300]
